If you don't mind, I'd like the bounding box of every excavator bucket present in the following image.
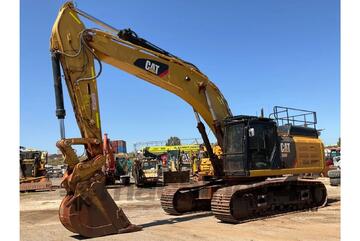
[59,172,141,237]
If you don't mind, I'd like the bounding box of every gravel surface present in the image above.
[20,177,340,241]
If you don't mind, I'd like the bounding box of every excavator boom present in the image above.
[50,2,231,237]
[51,3,232,142]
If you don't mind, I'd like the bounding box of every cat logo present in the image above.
[134,58,169,77]
[144,60,160,75]
[280,143,291,153]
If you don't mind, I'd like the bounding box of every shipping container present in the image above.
[110,141,118,153]
[117,146,127,153]
[118,140,126,146]
[111,140,127,153]
[119,140,126,153]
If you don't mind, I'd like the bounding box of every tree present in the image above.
[166,136,181,146]
[337,137,341,147]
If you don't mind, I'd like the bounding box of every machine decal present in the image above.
[280,142,291,153]
[279,137,297,168]
[134,58,169,77]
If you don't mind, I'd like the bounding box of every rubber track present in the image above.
[211,178,327,223]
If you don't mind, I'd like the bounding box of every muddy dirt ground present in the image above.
[20,177,340,241]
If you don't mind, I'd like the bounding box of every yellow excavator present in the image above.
[50,2,327,238]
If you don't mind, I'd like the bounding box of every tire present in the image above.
[328,169,341,178]
[330,177,340,186]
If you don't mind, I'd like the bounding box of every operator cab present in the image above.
[221,106,320,177]
[222,115,281,176]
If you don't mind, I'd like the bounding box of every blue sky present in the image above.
[20,0,340,154]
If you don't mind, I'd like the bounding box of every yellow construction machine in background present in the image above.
[193,145,222,179]
[20,146,52,191]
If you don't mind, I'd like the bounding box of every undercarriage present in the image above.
[161,176,327,223]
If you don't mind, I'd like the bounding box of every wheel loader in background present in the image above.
[144,144,196,183]
[162,149,191,184]
[132,157,160,187]
[135,148,190,185]
[20,146,52,191]
[50,2,327,237]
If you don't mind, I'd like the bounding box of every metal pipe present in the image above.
[193,109,201,123]
[59,119,65,139]
[73,6,119,34]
